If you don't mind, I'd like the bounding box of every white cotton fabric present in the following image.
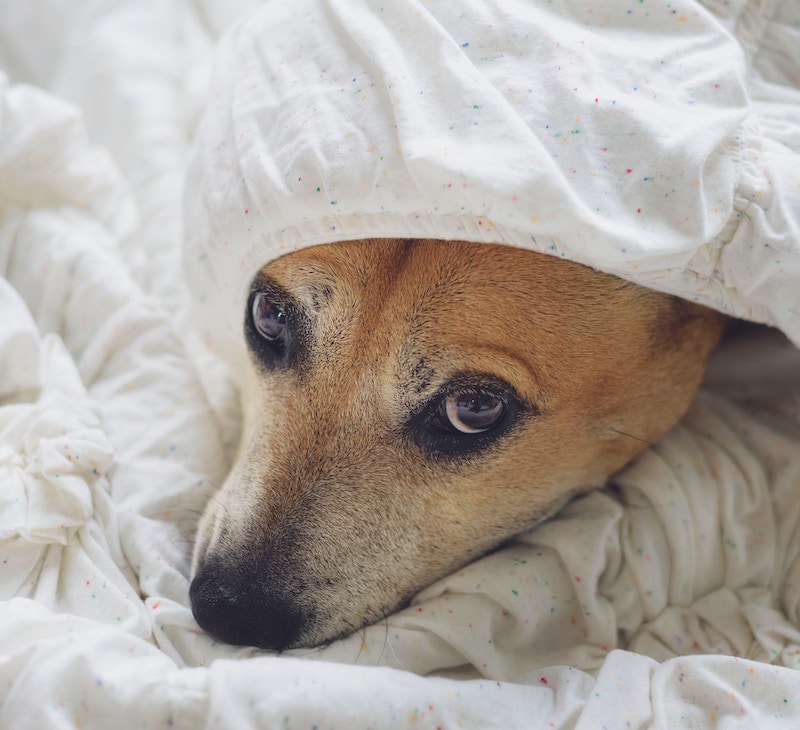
[1,0,800,728]
[183,0,800,366]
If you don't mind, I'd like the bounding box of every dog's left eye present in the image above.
[435,390,507,434]
[252,293,286,341]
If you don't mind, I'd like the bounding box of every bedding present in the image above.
[0,0,799,727]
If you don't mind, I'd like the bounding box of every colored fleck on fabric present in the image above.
[0,0,799,729]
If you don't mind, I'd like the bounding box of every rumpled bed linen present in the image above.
[0,0,799,728]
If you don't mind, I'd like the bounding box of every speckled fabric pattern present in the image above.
[1,1,800,728]
[184,0,800,368]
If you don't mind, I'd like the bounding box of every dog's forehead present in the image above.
[264,240,532,349]
[263,238,674,365]
[265,239,526,313]
[258,240,562,401]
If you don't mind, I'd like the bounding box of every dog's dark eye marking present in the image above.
[245,275,308,370]
[434,389,506,434]
[407,377,528,459]
[252,294,287,341]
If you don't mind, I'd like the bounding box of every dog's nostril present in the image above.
[189,563,307,651]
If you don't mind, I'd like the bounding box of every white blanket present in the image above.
[1,1,800,728]
[184,0,800,363]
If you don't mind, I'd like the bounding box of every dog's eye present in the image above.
[252,294,286,341]
[409,379,526,458]
[435,390,507,434]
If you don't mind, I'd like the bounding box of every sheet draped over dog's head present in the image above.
[183,0,800,365]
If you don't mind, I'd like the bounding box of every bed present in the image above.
[1,0,799,727]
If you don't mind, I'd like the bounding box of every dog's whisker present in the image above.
[609,427,654,446]
[609,428,671,455]
[378,611,391,666]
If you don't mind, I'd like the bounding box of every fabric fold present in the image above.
[1,0,800,727]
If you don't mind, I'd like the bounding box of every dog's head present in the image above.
[189,238,726,650]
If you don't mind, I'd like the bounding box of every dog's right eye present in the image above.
[252,294,287,342]
[246,276,309,371]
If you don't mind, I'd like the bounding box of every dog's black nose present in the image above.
[189,561,308,650]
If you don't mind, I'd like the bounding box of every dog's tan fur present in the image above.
[190,238,727,650]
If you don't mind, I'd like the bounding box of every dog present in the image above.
[189,237,727,650]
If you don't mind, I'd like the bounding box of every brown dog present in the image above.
[189,238,727,650]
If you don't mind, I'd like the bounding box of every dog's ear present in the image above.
[666,295,729,354]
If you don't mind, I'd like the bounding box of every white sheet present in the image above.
[183,0,800,367]
[1,1,800,728]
